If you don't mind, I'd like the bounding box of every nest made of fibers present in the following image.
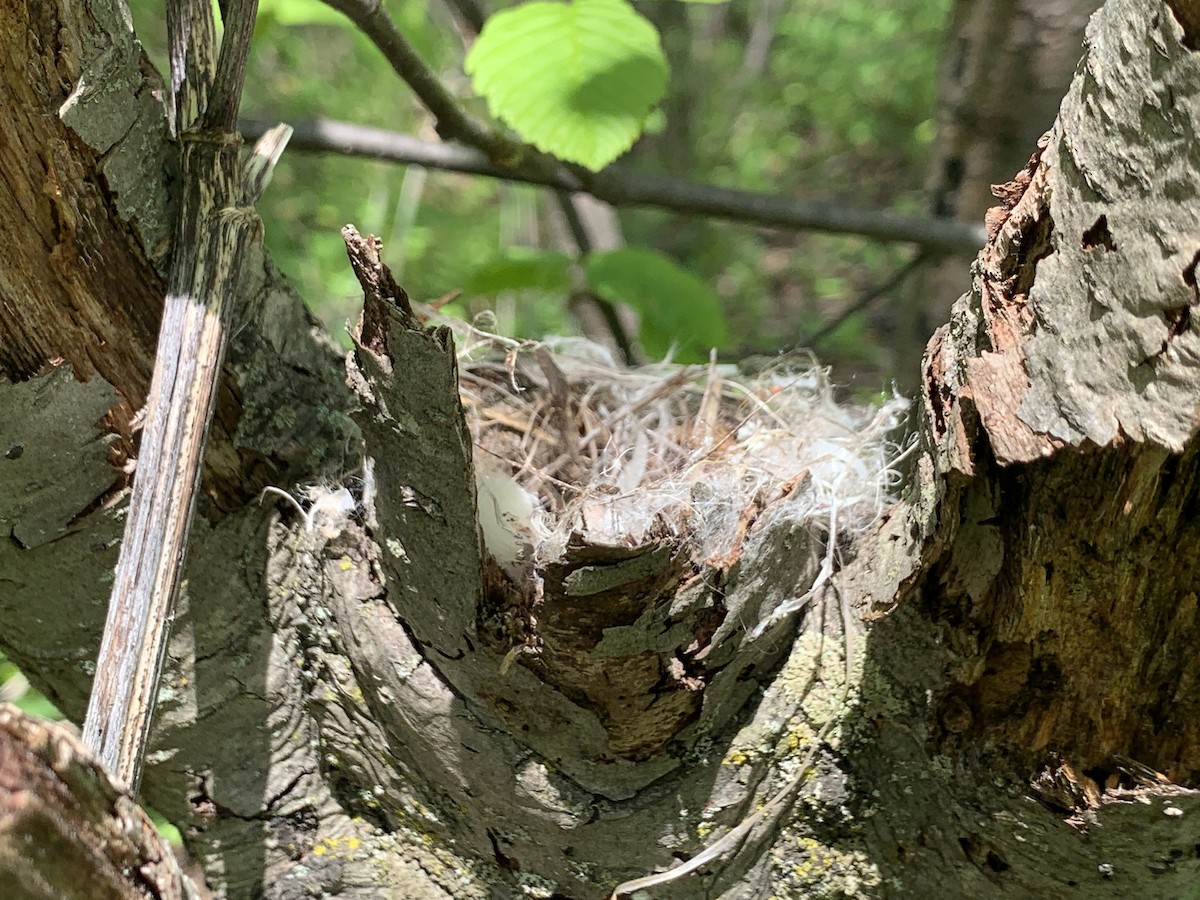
[451,314,907,592]
[450,315,910,597]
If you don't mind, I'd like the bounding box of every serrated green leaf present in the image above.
[585,248,728,361]
[464,250,573,296]
[465,0,668,171]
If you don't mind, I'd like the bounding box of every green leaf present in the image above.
[465,0,668,171]
[464,250,574,296]
[585,248,728,361]
[147,807,183,846]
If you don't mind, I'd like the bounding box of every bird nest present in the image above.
[448,315,909,594]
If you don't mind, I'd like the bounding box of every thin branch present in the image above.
[205,0,260,131]
[432,0,639,360]
[317,0,588,213]
[442,0,485,35]
[546,190,636,364]
[804,252,930,348]
[242,118,986,253]
[313,0,984,253]
[740,0,781,83]
[166,0,217,136]
[320,0,508,156]
[593,169,983,253]
[554,189,593,255]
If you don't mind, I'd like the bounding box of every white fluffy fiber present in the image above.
[452,319,909,592]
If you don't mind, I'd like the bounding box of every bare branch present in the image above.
[205,0,261,131]
[320,0,508,156]
[552,193,639,363]
[441,0,485,37]
[435,0,640,361]
[317,0,591,222]
[243,118,986,253]
[803,252,929,348]
[311,0,983,261]
[165,0,217,136]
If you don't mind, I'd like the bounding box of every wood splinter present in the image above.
[81,0,290,793]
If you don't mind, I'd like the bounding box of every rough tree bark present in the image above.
[2,0,1200,898]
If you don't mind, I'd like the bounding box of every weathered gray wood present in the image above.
[81,0,282,791]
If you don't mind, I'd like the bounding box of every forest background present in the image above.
[142,0,949,376]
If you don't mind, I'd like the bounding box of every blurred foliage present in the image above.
[123,0,950,373]
[0,653,61,720]
[585,247,728,359]
[463,249,574,296]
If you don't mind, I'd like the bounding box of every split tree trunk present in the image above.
[3,0,1200,898]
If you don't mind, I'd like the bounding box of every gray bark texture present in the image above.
[3,0,1200,898]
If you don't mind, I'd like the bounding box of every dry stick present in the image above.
[243,118,987,255]
[82,0,287,791]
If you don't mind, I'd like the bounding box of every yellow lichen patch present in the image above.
[777,631,850,703]
[782,718,817,753]
[774,827,882,894]
[311,834,366,859]
[791,838,838,881]
[768,629,862,755]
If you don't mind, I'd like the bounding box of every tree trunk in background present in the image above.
[891,0,1100,389]
[4,2,1200,899]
